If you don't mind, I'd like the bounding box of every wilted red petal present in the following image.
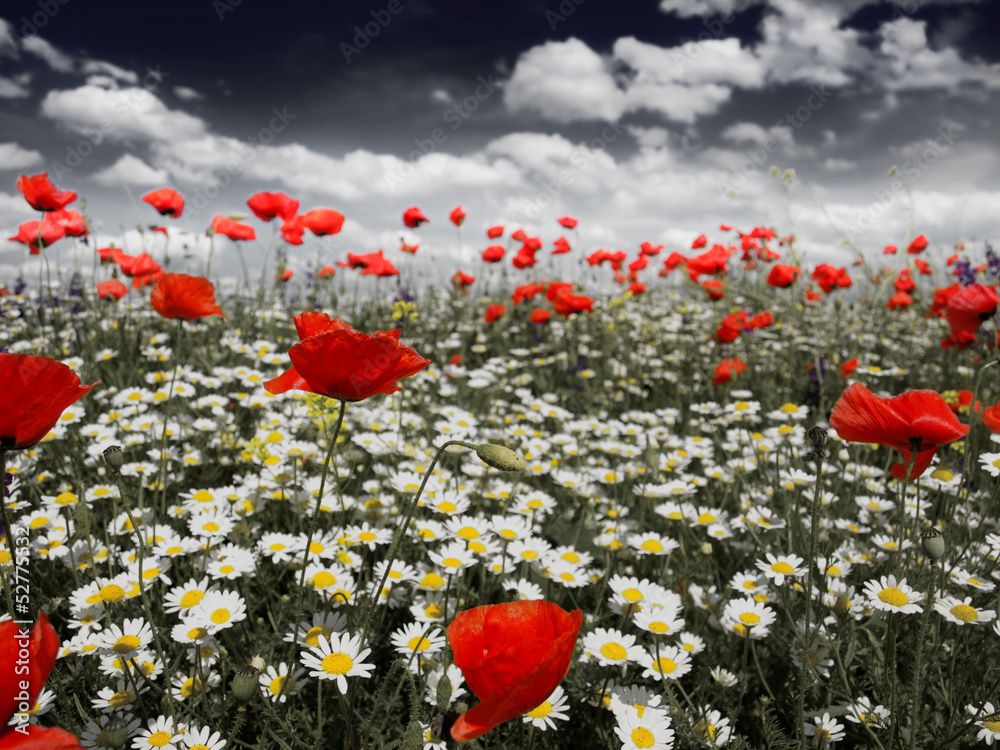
[150,273,225,321]
[448,601,583,742]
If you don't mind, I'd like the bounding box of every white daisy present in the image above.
[299,633,375,694]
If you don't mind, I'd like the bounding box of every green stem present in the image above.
[908,562,938,750]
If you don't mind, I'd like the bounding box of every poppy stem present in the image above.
[358,439,472,648]
[797,439,825,747]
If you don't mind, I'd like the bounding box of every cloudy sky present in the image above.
[1,0,998,288]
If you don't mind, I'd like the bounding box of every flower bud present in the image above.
[104,717,131,749]
[475,443,527,472]
[232,662,262,704]
[435,673,452,712]
[102,445,124,472]
[920,525,946,561]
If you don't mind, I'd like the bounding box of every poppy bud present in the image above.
[435,673,453,712]
[232,659,264,704]
[475,443,526,472]
[920,526,946,561]
[104,716,131,749]
[102,445,124,471]
[401,720,425,750]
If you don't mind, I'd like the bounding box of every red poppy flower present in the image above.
[8,220,65,255]
[247,191,299,223]
[338,250,399,277]
[946,283,998,335]
[812,264,851,294]
[0,355,98,450]
[264,312,430,401]
[767,264,800,288]
[95,279,129,301]
[747,311,774,330]
[686,245,731,279]
[0,613,83,749]
[839,357,858,379]
[628,255,649,274]
[512,245,539,270]
[983,403,1000,434]
[886,290,913,310]
[691,233,707,250]
[557,216,577,229]
[512,282,545,305]
[661,252,686,274]
[915,258,932,275]
[484,304,507,324]
[884,245,897,255]
[452,271,475,291]
[403,207,428,228]
[16,173,77,212]
[300,208,345,237]
[550,289,593,317]
[907,234,928,254]
[530,308,551,324]
[946,253,960,266]
[449,354,462,366]
[552,237,571,255]
[96,247,116,264]
[280,216,306,245]
[830,383,969,480]
[511,229,527,242]
[805,288,822,303]
[142,188,184,218]
[150,273,225,321]
[318,266,336,278]
[401,243,419,254]
[110,249,162,289]
[714,312,747,344]
[482,245,505,263]
[450,206,466,226]
[712,357,747,385]
[278,269,294,281]
[486,225,504,239]
[208,215,256,241]
[447,600,583,742]
[47,209,88,238]
[702,279,725,300]
[628,280,646,295]
[639,242,662,256]
[894,269,916,293]
[942,389,979,416]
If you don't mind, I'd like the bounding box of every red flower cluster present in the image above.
[812,264,852,294]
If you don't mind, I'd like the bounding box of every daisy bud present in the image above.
[475,443,527,472]
[104,716,131,749]
[920,525,946,561]
[102,445,124,472]
[700,542,713,555]
[232,662,262,704]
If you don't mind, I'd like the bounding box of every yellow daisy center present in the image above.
[321,652,353,675]
[951,604,978,622]
[878,588,909,608]
[600,642,627,661]
[631,727,655,748]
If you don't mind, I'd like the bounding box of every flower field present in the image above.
[3,175,1000,750]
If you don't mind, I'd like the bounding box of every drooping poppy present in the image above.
[0,613,84,749]
[484,304,507,324]
[691,233,707,250]
[907,234,928,254]
[0,355,98,450]
[557,216,577,229]
[142,188,184,218]
[16,173,77,212]
[767,264,800,288]
[486,225,504,240]
[482,245,505,263]
[95,279,129,301]
[447,600,583,742]
[247,191,299,223]
[945,283,998,336]
[829,382,969,480]
[300,208,345,237]
[403,207,428,228]
[208,215,256,241]
[150,273,225,321]
[450,206,466,226]
[264,312,430,402]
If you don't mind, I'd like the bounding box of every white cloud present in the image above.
[40,85,208,142]
[81,59,139,85]
[614,36,765,89]
[173,86,204,101]
[658,0,763,17]
[21,35,73,72]
[823,157,856,171]
[504,38,626,123]
[92,154,169,186]
[0,18,17,59]
[878,17,1000,90]
[0,142,43,170]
